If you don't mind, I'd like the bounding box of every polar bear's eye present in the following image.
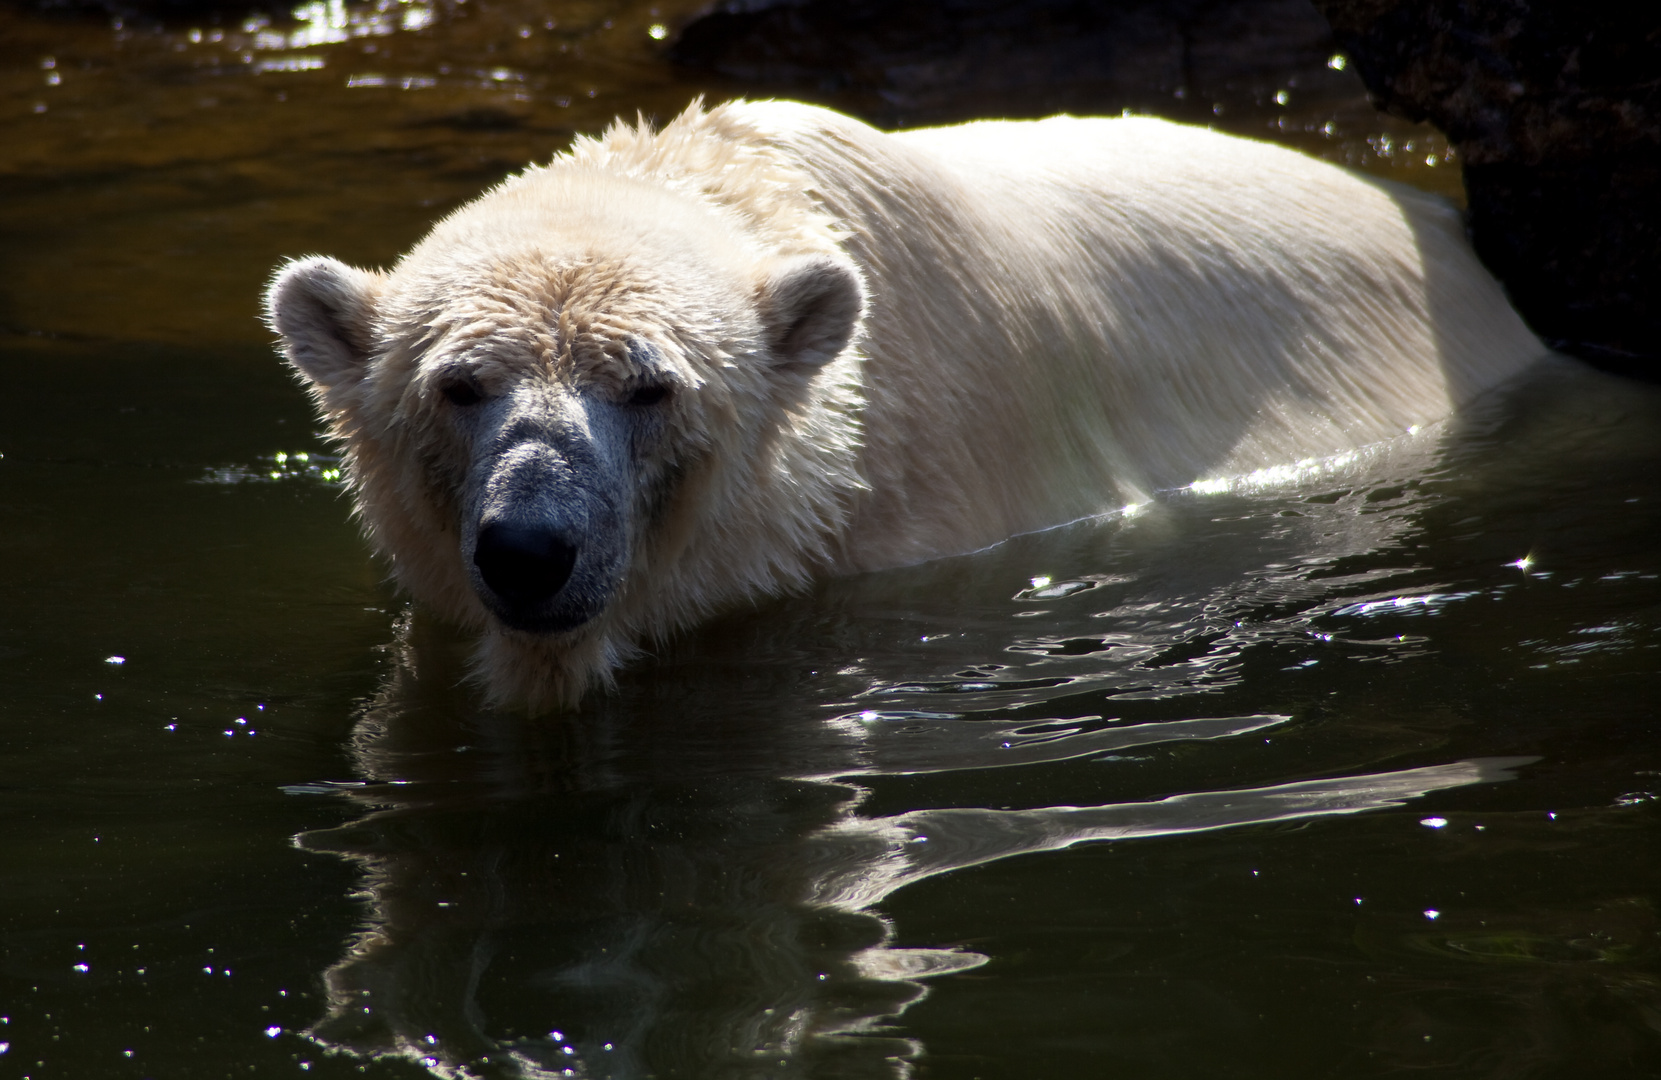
[626,383,672,408]
[439,376,483,407]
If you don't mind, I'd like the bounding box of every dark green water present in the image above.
[3,3,1660,1078]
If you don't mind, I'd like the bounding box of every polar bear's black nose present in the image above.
[474,523,578,609]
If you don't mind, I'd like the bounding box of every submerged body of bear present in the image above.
[266,99,1544,710]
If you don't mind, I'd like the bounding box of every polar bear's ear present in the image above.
[265,256,384,389]
[755,254,866,371]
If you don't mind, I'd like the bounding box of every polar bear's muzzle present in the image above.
[464,409,631,635]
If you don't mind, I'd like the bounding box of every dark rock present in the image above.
[671,0,1354,130]
[13,0,283,20]
[1310,1,1661,376]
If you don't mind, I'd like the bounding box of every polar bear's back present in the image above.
[716,102,1544,569]
[894,113,1538,426]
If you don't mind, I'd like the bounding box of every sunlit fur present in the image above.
[266,99,1544,711]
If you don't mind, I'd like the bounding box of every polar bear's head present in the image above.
[265,166,866,710]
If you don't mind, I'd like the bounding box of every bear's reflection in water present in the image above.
[292,424,1534,1078]
[297,632,1522,1079]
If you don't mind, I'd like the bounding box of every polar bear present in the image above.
[265,99,1544,710]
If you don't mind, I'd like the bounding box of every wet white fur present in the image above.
[268,100,1544,708]
[744,103,1544,567]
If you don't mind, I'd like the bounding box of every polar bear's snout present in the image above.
[464,406,633,636]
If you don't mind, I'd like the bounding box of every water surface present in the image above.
[3,3,1660,1078]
